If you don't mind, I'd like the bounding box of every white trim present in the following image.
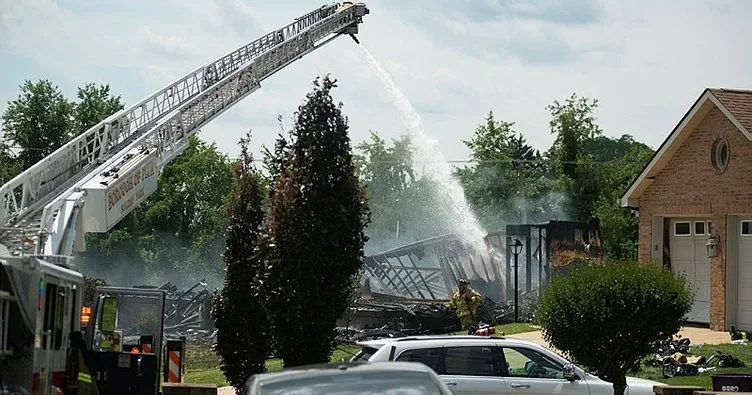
[713,138,730,170]
[740,220,752,236]
[620,89,752,208]
[620,91,714,208]
[694,221,706,235]
[708,95,752,139]
[674,221,692,236]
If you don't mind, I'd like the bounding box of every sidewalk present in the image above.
[508,326,732,348]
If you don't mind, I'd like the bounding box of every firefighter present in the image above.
[66,332,100,395]
[445,279,482,332]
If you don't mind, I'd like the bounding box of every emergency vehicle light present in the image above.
[81,306,92,324]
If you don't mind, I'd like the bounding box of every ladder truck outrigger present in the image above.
[0,3,369,394]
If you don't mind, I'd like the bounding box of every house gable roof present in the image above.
[620,88,752,208]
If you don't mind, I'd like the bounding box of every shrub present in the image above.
[537,261,693,395]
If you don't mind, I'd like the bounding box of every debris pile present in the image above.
[644,336,746,377]
[131,280,218,340]
[336,292,535,340]
[160,280,217,339]
[730,326,752,342]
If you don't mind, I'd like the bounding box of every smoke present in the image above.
[503,189,574,226]
[75,230,227,291]
[363,177,575,255]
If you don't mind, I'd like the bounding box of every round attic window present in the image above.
[712,138,729,171]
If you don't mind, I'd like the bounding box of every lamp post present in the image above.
[510,238,523,322]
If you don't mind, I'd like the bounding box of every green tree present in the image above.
[73,83,124,133]
[0,141,20,184]
[455,111,517,229]
[137,135,235,281]
[537,262,693,395]
[456,111,552,229]
[354,132,415,247]
[547,94,602,179]
[588,136,654,260]
[545,94,603,220]
[77,216,148,282]
[264,75,370,367]
[1,80,74,169]
[212,131,271,392]
[78,135,235,286]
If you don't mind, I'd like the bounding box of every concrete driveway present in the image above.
[509,326,732,348]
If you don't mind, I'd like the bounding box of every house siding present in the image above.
[638,106,752,330]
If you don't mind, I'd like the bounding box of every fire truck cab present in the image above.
[1,255,167,395]
[1,255,83,394]
[83,286,166,395]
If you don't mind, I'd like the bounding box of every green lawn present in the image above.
[184,322,539,387]
[184,323,752,391]
[633,343,752,390]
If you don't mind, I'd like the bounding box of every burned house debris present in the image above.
[348,220,603,331]
[81,220,602,341]
[85,277,217,340]
[156,281,216,338]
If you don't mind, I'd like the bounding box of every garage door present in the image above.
[669,219,710,324]
[736,219,752,330]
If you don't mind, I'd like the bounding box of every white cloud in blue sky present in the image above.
[1,0,751,162]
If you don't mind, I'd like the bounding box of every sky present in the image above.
[1,0,751,163]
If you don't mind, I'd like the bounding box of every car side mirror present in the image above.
[563,363,578,381]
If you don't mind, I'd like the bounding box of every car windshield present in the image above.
[259,371,444,395]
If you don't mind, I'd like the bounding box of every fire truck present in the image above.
[0,3,369,394]
[0,256,166,394]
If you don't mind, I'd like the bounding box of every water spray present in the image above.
[358,46,487,247]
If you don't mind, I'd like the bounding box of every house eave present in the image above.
[619,89,740,208]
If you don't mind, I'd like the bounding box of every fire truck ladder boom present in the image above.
[0,3,369,257]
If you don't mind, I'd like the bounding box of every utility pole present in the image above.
[517,165,527,224]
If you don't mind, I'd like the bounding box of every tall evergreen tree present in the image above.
[212,132,271,391]
[264,75,370,367]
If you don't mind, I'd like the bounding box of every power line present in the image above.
[1,143,648,165]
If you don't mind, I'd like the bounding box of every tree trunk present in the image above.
[612,374,628,395]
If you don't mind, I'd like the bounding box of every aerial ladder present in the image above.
[0,3,368,394]
[0,2,369,259]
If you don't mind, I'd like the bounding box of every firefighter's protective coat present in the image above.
[446,289,482,319]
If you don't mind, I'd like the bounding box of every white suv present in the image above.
[351,335,662,395]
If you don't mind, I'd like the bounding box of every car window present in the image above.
[351,347,378,362]
[501,347,565,379]
[395,347,443,372]
[443,346,501,377]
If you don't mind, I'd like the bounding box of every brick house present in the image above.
[621,88,752,331]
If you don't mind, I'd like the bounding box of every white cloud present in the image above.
[0,0,751,164]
